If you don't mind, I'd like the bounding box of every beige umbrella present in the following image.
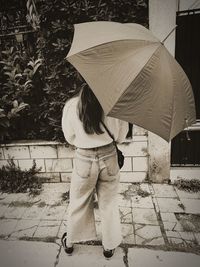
[66,21,196,142]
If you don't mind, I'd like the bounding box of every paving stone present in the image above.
[0,240,58,267]
[152,184,178,198]
[178,232,197,244]
[181,199,200,214]
[131,196,154,209]
[118,194,132,208]
[41,205,67,221]
[132,208,158,225]
[33,183,70,205]
[3,206,27,219]
[156,198,185,213]
[118,183,133,194]
[0,219,18,236]
[0,193,22,204]
[175,188,200,199]
[119,207,133,224]
[121,223,135,244]
[33,192,63,206]
[128,247,200,267]
[22,205,47,220]
[174,213,200,232]
[166,231,196,246]
[11,219,39,238]
[16,193,36,203]
[162,221,184,231]
[166,231,187,247]
[135,224,164,245]
[33,220,61,238]
[166,230,183,244]
[151,196,160,212]
[59,245,125,267]
[42,183,70,193]
[160,212,177,222]
[139,183,151,193]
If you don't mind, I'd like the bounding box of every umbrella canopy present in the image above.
[66,21,196,142]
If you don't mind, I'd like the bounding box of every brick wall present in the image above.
[0,127,148,183]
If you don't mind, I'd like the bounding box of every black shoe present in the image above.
[61,232,74,255]
[103,248,115,259]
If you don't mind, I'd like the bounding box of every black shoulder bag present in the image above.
[101,121,124,169]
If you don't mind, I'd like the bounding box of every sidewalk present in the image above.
[0,182,200,266]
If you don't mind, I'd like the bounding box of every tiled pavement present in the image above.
[0,182,200,266]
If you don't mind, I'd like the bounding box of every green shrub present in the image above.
[0,46,45,141]
[174,178,200,193]
[0,159,43,196]
[0,0,148,141]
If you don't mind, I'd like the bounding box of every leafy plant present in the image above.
[0,0,148,142]
[0,159,43,196]
[0,101,29,141]
[174,178,200,193]
[0,46,44,141]
[26,0,40,30]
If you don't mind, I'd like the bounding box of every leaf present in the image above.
[14,73,23,79]
[30,4,33,16]
[33,63,42,75]
[35,58,43,65]
[12,100,18,108]
[24,80,33,86]
[0,119,10,128]
[4,72,14,79]
[27,61,35,68]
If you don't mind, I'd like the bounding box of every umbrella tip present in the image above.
[161,25,177,43]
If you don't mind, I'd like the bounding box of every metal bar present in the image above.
[177,8,200,15]
[0,30,36,38]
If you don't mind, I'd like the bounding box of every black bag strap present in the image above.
[101,120,116,145]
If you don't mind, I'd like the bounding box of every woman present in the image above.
[61,85,128,258]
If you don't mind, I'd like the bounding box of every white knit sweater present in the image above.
[61,96,128,148]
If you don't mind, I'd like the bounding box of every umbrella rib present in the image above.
[67,39,158,58]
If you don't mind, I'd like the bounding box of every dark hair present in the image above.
[78,84,104,135]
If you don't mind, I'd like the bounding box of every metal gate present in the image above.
[171,9,200,166]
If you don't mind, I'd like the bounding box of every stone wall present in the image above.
[0,127,148,183]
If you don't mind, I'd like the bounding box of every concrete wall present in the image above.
[0,126,148,183]
[178,0,200,10]
[148,0,177,182]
